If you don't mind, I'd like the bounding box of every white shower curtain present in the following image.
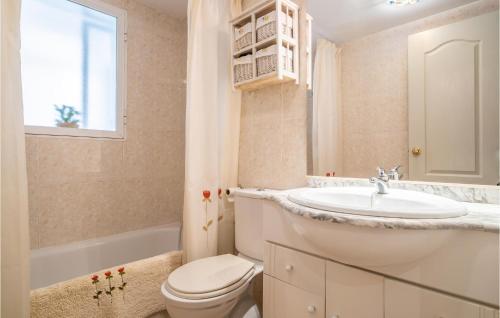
[312,39,343,176]
[0,0,31,316]
[183,0,241,263]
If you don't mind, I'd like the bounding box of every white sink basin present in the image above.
[288,187,467,219]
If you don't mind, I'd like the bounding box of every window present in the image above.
[21,0,126,138]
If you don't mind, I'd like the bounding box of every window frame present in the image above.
[23,0,127,139]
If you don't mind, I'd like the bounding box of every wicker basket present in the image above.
[256,45,293,77]
[256,11,293,43]
[256,21,275,43]
[256,54,277,76]
[284,49,293,72]
[234,22,252,51]
[234,55,253,83]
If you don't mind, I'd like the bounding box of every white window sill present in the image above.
[25,125,125,140]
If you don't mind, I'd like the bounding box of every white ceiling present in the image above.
[137,0,188,18]
[136,0,481,42]
[309,0,480,43]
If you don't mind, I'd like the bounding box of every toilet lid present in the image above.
[165,267,255,300]
[167,254,254,295]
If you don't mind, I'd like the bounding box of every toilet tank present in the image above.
[234,195,264,261]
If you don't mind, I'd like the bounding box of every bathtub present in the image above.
[31,223,181,289]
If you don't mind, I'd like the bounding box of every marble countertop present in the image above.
[234,188,500,233]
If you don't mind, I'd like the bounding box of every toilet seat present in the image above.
[161,274,252,310]
[166,254,255,300]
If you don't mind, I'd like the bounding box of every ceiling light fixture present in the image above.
[387,0,420,6]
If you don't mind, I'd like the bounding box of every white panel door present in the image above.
[408,12,499,185]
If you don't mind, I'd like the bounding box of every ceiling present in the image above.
[136,0,481,42]
[137,0,188,18]
[310,0,480,43]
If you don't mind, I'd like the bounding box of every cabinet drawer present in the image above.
[264,242,325,294]
[386,279,498,318]
[264,274,325,318]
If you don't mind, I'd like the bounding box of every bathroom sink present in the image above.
[287,187,467,219]
[279,186,466,266]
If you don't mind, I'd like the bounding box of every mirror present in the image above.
[307,0,499,185]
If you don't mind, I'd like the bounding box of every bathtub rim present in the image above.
[31,222,181,256]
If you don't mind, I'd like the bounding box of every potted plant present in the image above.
[54,104,81,128]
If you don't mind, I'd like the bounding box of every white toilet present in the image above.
[162,195,264,318]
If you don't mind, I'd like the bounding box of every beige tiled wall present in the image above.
[26,0,187,249]
[340,0,498,178]
[238,0,308,189]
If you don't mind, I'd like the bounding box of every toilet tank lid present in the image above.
[167,254,254,294]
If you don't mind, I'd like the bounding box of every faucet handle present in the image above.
[390,165,401,172]
[376,167,386,177]
[388,165,403,180]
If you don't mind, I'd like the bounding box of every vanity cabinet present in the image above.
[263,242,499,318]
[326,261,384,318]
[385,279,499,318]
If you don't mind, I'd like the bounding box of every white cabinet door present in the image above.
[264,274,325,318]
[385,279,485,318]
[325,261,384,318]
[408,12,499,185]
[481,307,499,318]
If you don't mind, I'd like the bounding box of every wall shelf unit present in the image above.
[231,0,300,91]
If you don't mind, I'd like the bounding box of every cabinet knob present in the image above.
[307,305,316,313]
[285,264,294,271]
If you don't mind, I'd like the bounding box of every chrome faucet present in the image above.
[387,165,404,180]
[369,167,389,194]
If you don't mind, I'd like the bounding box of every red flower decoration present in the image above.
[331,172,336,177]
[326,172,331,177]
[218,188,222,198]
[104,271,112,277]
[91,274,99,282]
[202,190,211,200]
[117,267,125,274]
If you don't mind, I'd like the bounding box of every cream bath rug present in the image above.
[31,250,182,318]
